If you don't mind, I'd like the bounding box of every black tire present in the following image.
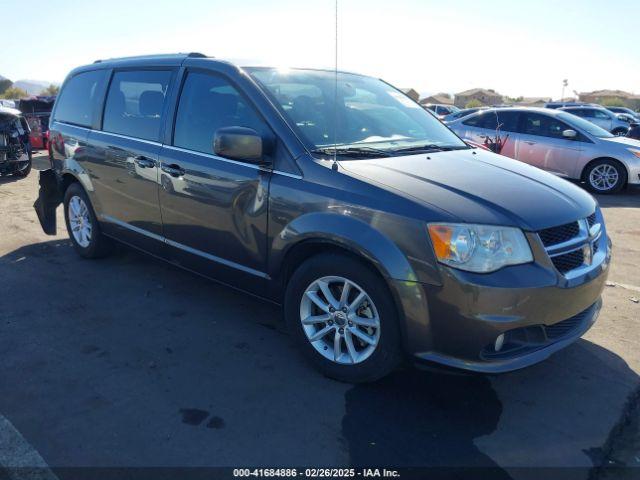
[63,182,113,258]
[12,152,32,178]
[612,128,628,137]
[583,158,627,194]
[284,253,402,383]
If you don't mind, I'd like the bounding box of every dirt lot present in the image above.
[0,152,639,479]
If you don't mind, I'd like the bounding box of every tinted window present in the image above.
[173,72,268,156]
[521,113,570,138]
[497,111,519,132]
[54,70,106,127]
[592,109,610,119]
[102,70,171,142]
[463,111,498,130]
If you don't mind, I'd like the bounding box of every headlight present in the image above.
[629,149,640,159]
[427,223,533,273]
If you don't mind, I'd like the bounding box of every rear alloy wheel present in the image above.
[64,183,113,258]
[285,253,401,383]
[584,159,626,194]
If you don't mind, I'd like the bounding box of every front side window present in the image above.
[592,109,611,119]
[173,72,268,156]
[521,113,570,139]
[54,70,106,127]
[248,68,467,155]
[102,70,172,142]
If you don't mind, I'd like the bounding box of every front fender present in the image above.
[270,212,418,282]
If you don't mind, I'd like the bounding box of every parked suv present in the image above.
[448,107,640,193]
[35,54,610,382]
[560,106,631,136]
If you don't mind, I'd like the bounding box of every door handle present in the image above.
[524,141,536,145]
[134,156,156,168]
[161,163,186,177]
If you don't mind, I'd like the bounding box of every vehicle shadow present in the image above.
[0,239,637,473]
[595,190,640,208]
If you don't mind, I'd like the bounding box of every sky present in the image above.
[1,0,638,99]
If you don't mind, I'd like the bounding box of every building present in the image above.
[578,90,640,110]
[514,97,552,107]
[454,88,503,108]
[419,93,454,105]
[401,88,420,102]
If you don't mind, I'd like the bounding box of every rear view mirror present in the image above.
[213,127,264,163]
[562,129,577,139]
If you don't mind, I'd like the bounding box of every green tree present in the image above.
[599,97,626,108]
[0,79,12,95]
[41,84,60,96]
[0,86,28,99]
[465,99,484,108]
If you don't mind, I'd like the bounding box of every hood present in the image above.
[600,135,640,149]
[340,149,596,231]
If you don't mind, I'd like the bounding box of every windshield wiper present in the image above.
[311,146,395,158]
[392,144,469,154]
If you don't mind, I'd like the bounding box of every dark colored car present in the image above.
[628,122,640,140]
[18,96,55,150]
[34,54,610,382]
[0,106,32,177]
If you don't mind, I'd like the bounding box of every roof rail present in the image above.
[92,52,210,64]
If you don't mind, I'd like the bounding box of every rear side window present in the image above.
[54,70,106,127]
[496,111,519,132]
[102,70,172,142]
[463,112,498,130]
[173,71,268,156]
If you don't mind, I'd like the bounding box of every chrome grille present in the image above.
[538,212,602,277]
[538,222,579,247]
[551,249,584,274]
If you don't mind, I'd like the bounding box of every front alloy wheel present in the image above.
[585,159,626,194]
[285,253,401,383]
[300,276,380,365]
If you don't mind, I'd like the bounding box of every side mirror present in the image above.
[562,129,577,139]
[213,127,265,163]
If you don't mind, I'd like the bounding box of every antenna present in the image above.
[332,0,339,171]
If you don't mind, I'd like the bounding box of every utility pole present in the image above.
[561,79,568,101]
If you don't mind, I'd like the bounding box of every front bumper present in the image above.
[391,230,611,374]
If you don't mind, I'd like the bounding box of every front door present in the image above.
[515,111,582,177]
[158,70,272,290]
[85,69,174,254]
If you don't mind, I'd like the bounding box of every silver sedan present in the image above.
[448,107,640,194]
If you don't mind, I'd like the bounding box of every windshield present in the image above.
[557,112,614,138]
[247,68,468,155]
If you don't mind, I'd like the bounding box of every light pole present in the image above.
[561,79,568,101]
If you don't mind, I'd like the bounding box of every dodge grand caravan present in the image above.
[34,53,611,382]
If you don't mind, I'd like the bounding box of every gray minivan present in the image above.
[35,53,610,382]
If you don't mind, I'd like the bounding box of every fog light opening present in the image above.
[494,334,505,352]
